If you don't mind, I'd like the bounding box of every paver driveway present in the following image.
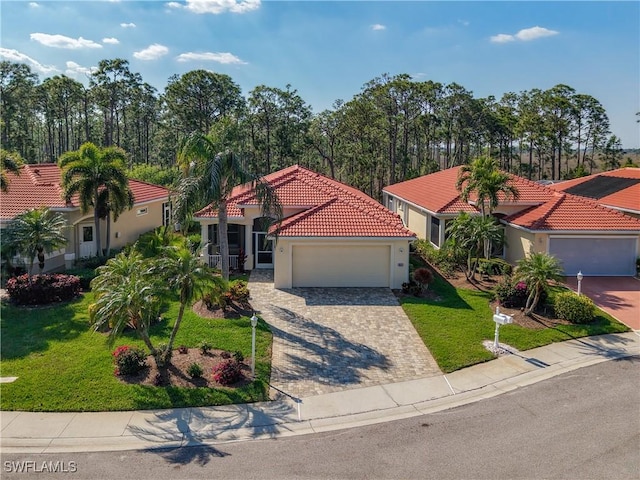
[248,270,441,399]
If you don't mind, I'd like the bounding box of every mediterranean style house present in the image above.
[383,167,640,277]
[194,165,415,289]
[1,163,172,272]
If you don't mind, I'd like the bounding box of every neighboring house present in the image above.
[1,163,172,272]
[548,167,640,219]
[194,165,415,289]
[383,166,640,277]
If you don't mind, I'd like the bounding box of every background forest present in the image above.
[1,58,634,201]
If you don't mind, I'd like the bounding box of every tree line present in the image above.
[1,59,627,200]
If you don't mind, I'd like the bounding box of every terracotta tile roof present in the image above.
[384,165,640,233]
[195,165,414,238]
[550,168,640,213]
[505,192,640,231]
[1,164,170,220]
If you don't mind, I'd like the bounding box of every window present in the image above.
[82,226,93,242]
[207,224,243,255]
[162,203,171,227]
[430,217,440,247]
[136,207,148,216]
[388,197,395,212]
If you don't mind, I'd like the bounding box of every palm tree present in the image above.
[90,250,163,360]
[5,207,68,277]
[515,252,564,316]
[456,156,519,217]
[175,132,282,280]
[96,182,134,257]
[59,142,132,258]
[0,149,22,192]
[154,244,223,365]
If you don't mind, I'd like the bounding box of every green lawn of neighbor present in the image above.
[0,293,272,412]
[401,275,630,373]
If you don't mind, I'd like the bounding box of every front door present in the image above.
[254,232,273,268]
[79,224,96,258]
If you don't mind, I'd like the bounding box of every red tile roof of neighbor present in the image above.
[384,166,640,233]
[0,164,171,221]
[549,167,640,213]
[195,165,414,238]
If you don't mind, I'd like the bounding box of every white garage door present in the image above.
[548,237,637,276]
[292,245,390,287]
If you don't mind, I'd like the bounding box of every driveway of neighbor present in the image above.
[564,276,640,330]
[248,270,441,399]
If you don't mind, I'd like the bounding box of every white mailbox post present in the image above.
[493,306,513,349]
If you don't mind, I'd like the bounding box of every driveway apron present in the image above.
[564,276,640,330]
[248,270,441,399]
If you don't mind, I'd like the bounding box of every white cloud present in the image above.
[29,2,40,8]
[102,37,119,45]
[176,51,247,64]
[0,48,58,74]
[133,44,169,60]
[30,33,102,49]
[168,0,261,14]
[371,24,386,31]
[120,22,136,28]
[65,61,97,77]
[491,25,559,43]
[515,26,559,41]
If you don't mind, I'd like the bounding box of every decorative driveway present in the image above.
[248,270,441,399]
[564,276,640,330]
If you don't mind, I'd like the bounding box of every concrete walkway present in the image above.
[2,332,638,453]
[248,270,440,398]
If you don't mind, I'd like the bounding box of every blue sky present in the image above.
[2,1,639,147]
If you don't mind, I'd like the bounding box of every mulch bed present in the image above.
[117,348,252,389]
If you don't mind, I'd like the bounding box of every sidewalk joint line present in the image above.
[442,375,456,395]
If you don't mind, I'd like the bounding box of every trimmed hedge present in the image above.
[6,274,81,305]
[554,291,596,324]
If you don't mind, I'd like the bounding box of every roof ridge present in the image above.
[272,198,336,233]
[529,192,565,229]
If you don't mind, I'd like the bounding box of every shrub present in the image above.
[212,359,242,386]
[113,345,147,376]
[228,281,250,303]
[494,277,530,308]
[554,291,596,324]
[187,362,204,378]
[178,345,189,354]
[6,273,81,305]
[477,258,513,276]
[233,350,245,363]
[199,341,212,355]
[413,267,434,290]
[65,267,97,291]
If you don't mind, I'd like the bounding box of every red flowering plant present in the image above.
[112,345,147,376]
[212,359,242,386]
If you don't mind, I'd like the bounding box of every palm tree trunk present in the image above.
[524,289,540,316]
[218,201,230,281]
[105,213,112,258]
[94,188,102,258]
[166,302,186,355]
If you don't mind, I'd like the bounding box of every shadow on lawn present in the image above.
[0,296,87,360]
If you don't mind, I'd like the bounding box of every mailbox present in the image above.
[493,313,513,325]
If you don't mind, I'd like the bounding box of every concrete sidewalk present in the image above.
[1,332,638,454]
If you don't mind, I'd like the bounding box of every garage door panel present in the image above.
[548,237,636,276]
[292,245,390,287]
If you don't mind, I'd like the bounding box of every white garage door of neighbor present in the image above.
[292,245,391,287]
[548,237,637,276]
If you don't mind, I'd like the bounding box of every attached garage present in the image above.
[291,244,391,287]
[548,236,638,276]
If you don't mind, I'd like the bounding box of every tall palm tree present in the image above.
[154,245,223,364]
[456,156,519,217]
[96,182,134,257]
[0,149,22,192]
[59,142,132,258]
[515,252,564,316]
[90,250,163,360]
[175,132,282,280]
[5,207,68,276]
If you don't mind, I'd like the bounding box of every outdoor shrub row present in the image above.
[477,258,513,276]
[554,291,596,324]
[112,345,147,376]
[6,274,81,305]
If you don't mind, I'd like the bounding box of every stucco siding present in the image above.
[504,226,535,265]
[406,205,427,240]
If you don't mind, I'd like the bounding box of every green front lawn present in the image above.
[401,275,630,373]
[0,294,272,412]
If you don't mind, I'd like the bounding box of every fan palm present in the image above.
[515,252,564,315]
[59,142,132,258]
[5,207,68,277]
[456,156,519,217]
[175,132,282,280]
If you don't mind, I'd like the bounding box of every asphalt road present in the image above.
[2,356,639,480]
